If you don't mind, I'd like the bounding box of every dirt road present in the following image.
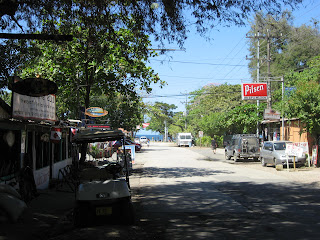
[3,142,320,240]
[131,142,320,240]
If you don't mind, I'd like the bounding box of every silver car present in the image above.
[260,141,306,167]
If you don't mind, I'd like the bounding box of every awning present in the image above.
[261,119,280,124]
[72,129,125,143]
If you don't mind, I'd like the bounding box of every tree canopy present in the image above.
[1,0,303,47]
[145,101,177,136]
[15,11,162,132]
[248,11,320,80]
[282,56,320,138]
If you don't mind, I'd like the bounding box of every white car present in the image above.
[139,136,148,144]
[260,141,306,167]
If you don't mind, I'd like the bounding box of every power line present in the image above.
[158,74,251,81]
[150,59,247,67]
[141,91,242,98]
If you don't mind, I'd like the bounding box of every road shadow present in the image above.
[132,172,320,240]
[134,166,234,179]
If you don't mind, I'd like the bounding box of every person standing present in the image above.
[211,137,217,154]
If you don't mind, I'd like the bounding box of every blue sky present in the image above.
[141,0,320,113]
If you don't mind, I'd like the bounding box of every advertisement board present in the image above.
[285,143,304,158]
[12,93,56,122]
[264,108,281,120]
[241,83,268,100]
[85,107,108,117]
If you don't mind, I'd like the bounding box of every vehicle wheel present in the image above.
[261,158,266,167]
[0,207,11,223]
[234,154,238,162]
[121,200,135,225]
[273,158,277,167]
[253,157,259,162]
[73,203,91,227]
[225,152,231,160]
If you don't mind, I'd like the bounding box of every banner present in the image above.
[12,93,56,122]
[142,123,150,128]
[50,127,62,143]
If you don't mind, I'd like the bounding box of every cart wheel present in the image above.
[74,203,91,227]
[0,207,11,223]
[121,200,135,225]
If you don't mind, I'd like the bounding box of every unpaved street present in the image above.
[9,142,320,240]
[130,142,320,240]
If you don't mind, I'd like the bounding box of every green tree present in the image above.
[0,91,11,105]
[283,56,320,139]
[18,17,162,123]
[168,111,185,138]
[187,83,243,137]
[1,1,303,47]
[89,93,144,132]
[146,102,177,136]
[224,103,266,134]
[248,11,320,79]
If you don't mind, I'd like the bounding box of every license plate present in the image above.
[96,207,112,216]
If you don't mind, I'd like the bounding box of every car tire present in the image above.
[121,200,135,225]
[225,152,231,160]
[74,203,92,228]
[273,158,277,167]
[234,154,238,162]
[261,158,266,167]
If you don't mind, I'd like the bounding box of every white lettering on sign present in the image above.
[245,84,264,95]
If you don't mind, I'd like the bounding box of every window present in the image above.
[35,132,51,169]
[54,141,61,163]
[274,142,287,150]
[0,130,21,177]
[264,142,272,151]
[62,137,66,161]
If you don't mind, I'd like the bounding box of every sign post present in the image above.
[199,131,203,148]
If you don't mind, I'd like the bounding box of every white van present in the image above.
[139,136,148,144]
[176,133,193,147]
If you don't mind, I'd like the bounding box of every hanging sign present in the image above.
[11,77,58,97]
[50,127,62,143]
[12,93,56,122]
[85,107,108,117]
[241,83,268,100]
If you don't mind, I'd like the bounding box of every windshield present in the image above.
[180,135,186,139]
[186,135,191,139]
[274,142,287,150]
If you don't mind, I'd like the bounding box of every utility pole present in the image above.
[267,29,272,108]
[247,29,279,109]
[164,120,167,142]
[256,31,260,137]
[180,92,188,130]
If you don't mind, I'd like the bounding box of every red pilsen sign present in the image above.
[241,83,268,100]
